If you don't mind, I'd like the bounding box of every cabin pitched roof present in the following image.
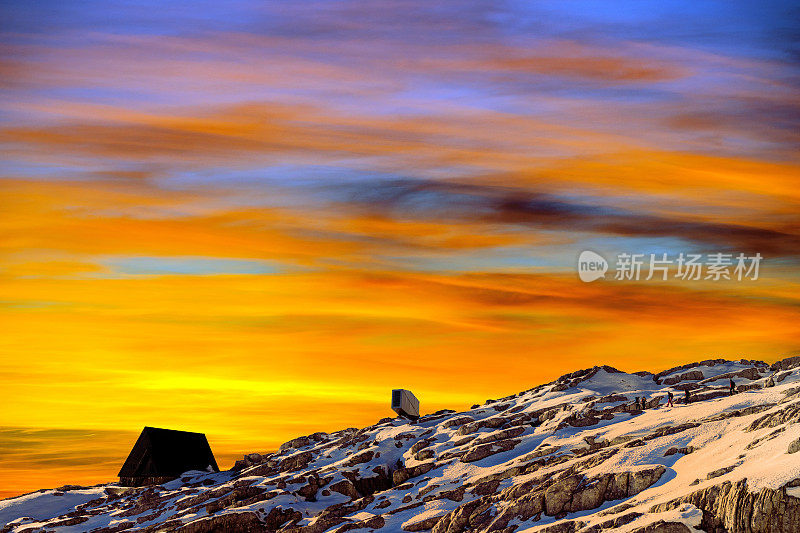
[118,426,219,478]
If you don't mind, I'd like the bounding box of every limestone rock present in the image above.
[329,480,360,500]
[788,437,800,454]
[175,511,271,532]
[630,522,691,533]
[280,451,313,472]
[393,462,436,485]
[650,479,800,533]
[402,515,445,532]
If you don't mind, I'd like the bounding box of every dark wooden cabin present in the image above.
[118,426,219,486]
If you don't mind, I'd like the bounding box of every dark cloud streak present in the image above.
[341,178,800,256]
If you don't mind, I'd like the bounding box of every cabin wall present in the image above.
[119,475,177,487]
[400,390,419,417]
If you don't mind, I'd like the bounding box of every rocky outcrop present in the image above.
[232,453,276,471]
[663,370,704,385]
[173,511,273,532]
[653,359,731,382]
[771,356,800,372]
[664,446,695,457]
[443,416,474,429]
[650,479,800,533]
[403,515,448,532]
[460,438,519,462]
[332,516,385,533]
[279,433,330,452]
[432,466,665,533]
[286,452,316,472]
[329,480,360,500]
[343,467,393,497]
[630,522,692,533]
[555,366,623,389]
[746,403,800,431]
[788,438,800,454]
[393,462,435,486]
[700,368,761,385]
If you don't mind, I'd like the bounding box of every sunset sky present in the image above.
[1,1,799,498]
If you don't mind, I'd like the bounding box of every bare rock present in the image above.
[280,436,311,451]
[333,516,385,533]
[415,448,435,461]
[630,521,691,533]
[707,465,736,479]
[460,439,519,463]
[628,466,666,495]
[393,462,436,485]
[344,450,374,466]
[175,511,271,532]
[747,403,800,431]
[280,451,313,472]
[771,356,800,372]
[410,439,432,454]
[443,416,474,429]
[472,426,525,445]
[663,370,704,385]
[544,475,582,515]
[788,437,800,454]
[431,497,492,533]
[329,480,360,500]
[536,521,584,533]
[470,480,500,496]
[402,515,446,531]
[651,478,800,533]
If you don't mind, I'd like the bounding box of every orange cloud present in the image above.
[422,40,690,83]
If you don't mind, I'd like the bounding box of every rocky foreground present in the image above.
[3,357,800,533]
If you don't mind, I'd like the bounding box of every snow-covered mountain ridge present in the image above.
[3,357,800,533]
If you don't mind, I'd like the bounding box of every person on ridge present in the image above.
[684,389,691,405]
[666,391,674,407]
[729,378,736,396]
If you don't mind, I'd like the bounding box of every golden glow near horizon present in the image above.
[1,1,799,498]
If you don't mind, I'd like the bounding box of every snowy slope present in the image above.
[2,357,800,533]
